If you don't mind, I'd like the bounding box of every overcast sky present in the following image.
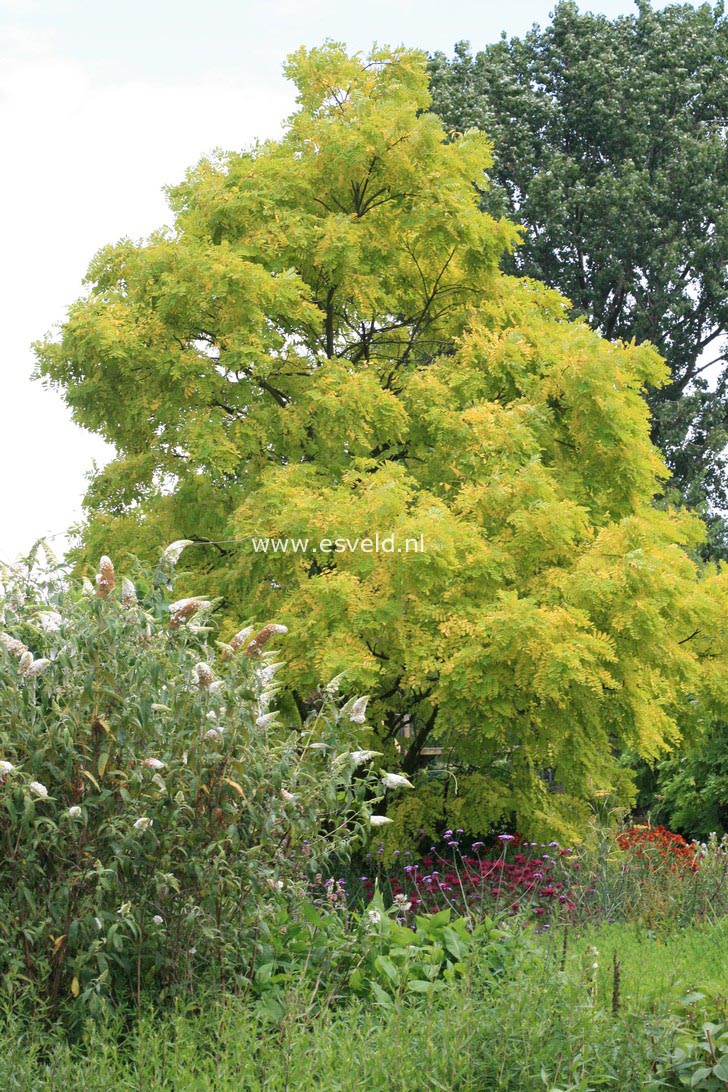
[0,0,685,563]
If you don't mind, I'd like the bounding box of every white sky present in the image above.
[0,0,688,563]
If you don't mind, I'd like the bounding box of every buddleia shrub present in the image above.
[0,547,381,1026]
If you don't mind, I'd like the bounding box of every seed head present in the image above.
[168,598,211,628]
[95,556,116,598]
[223,625,255,657]
[243,623,288,658]
[193,662,214,689]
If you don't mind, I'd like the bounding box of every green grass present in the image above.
[568,917,728,1008]
[2,920,725,1091]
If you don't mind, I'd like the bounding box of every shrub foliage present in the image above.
[0,550,379,1021]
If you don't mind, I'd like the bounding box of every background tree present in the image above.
[428,0,728,557]
[640,722,728,837]
[36,44,728,841]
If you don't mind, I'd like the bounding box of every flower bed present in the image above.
[356,832,580,924]
[348,823,724,928]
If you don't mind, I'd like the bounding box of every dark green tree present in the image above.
[428,1,728,556]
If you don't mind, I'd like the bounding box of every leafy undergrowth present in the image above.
[2,920,726,1091]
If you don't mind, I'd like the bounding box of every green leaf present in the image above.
[299,904,325,928]
[712,1059,728,1081]
[442,926,467,961]
[374,955,399,985]
[407,979,434,995]
[369,981,393,1008]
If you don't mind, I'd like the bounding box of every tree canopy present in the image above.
[36,43,728,840]
[428,0,728,557]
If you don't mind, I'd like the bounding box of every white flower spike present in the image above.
[26,658,51,678]
[381,772,414,791]
[163,540,194,566]
[0,633,28,657]
[349,696,369,724]
[38,611,63,633]
[121,579,137,607]
[324,671,347,696]
[255,711,279,729]
[349,750,383,767]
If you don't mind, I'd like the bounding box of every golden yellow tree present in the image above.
[36,44,728,839]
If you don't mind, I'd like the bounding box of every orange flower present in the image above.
[617,825,699,872]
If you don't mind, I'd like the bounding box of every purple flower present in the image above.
[444,830,453,839]
[472,841,484,849]
[498,834,516,843]
[549,841,559,847]
[447,840,459,848]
